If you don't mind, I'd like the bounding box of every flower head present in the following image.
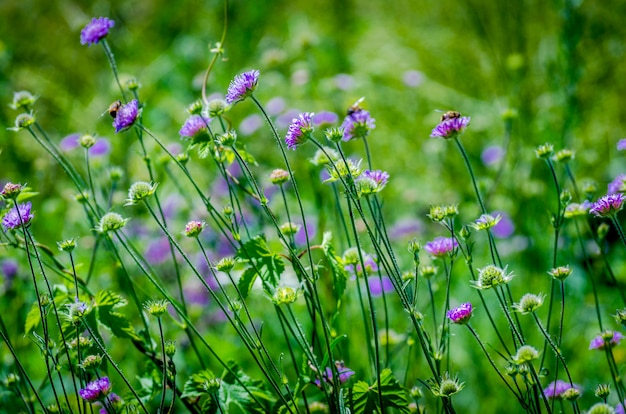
[472,264,514,290]
[341,110,376,141]
[469,213,502,231]
[10,91,36,110]
[125,181,157,205]
[514,293,545,314]
[2,202,33,230]
[513,345,539,364]
[184,220,205,238]
[324,158,363,183]
[225,70,259,104]
[618,139,626,151]
[564,201,592,218]
[543,380,581,400]
[1,182,23,200]
[589,331,625,350]
[590,193,625,217]
[179,115,211,141]
[313,361,354,389]
[96,212,128,233]
[608,174,626,195]
[269,169,290,185]
[285,112,314,150]
[79,376,111,402]
[112,100,141,133]
[430,114,470,139]
[80,17,115,46]
[356,169,389,196]
[447,303,473,324]
[424,236,458,258]
[588,403,616,414]
[548,265,573,281]
[429,372,464,398]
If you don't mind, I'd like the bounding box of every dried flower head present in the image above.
[225,70,259,104]
[424,236,458,258]
[472,264,514,290]
[2,202,34,230]
[112,99,141,133]
[514,293,545,314]
[80,17,114,46]
[285,112,314,150]
[446,303,473,324]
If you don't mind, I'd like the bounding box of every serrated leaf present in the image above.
[95,290,127,309]
[24,302,42,335]
[321,232,348,303]
[238,267,258,300]
[350,368,410,414]
[99,310,140,340]
[236,235,284,293]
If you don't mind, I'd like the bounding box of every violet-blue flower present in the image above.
[2,202,33,230]
[430,115,471,139]
[589,331,625,350]
[618,139,626,151]
[179,115,211,140]
[112,99,140,133]
[79,376,111,402]
[285,112,314,150]
[590,193,625,217]
[367,276,394,296]
[543,380,580,399]
[341,110,375,141]
[80,17,115,46]
[312,111,339,127]
[447,302,473,324]
[225,70,259,104]
[424,236,458,258]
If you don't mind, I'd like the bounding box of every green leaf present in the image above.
[221,361,274,413]
[238,267,258,300]
[236,235,284,293]
[351,368,410,414]
[95,290,128,309]
[95,290,139,340]
[24,301,41,335]
[321,232,348,304]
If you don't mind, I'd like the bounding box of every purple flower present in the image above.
[1,259,18,280]
[239,114,263,136]
[225,70,259,104]
[59,134,110,156]
[80,17,114,46]
[60,133,81,151]
[285,112,314,150]
[447,302,473,324]
[590,193,625,217]
[341,110,375,141]
[543,380,580,399]
[145,237,171,265]
[430,116,470,139]
[334,74,354,90]
[608,174,626,194]
[368,276,394,296]
[388,217,423,240]
[481,145,505,166]
[112,100,140,133]
[424,236,458,258]
[589,331,625,350]
[492,211,515,238]
[179,115,211,139]
[356,169,390,195]
[345,254,378,277]
[79,377,111,402]
[617,401,626,414]
[266,97,285,115]
[2,202,33,230]
[312,111,339,127]
[313,361,354,388]
[618,139,626,151]
[402,70,424,88]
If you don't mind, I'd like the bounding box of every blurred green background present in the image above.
[2,0,626,412]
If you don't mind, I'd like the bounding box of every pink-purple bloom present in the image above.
[367,276,394,296]
[492,211,515,238]
[2,202,33,230]
[589,193,625,217]
[285,112,314,150]
[589,331,625,350]
[430,116,470,139]
[481,145,505,166]
[618,139,626,151]
[424,236,458,257]
[608,174,626,195]
[59,134,110,156]
[617,401,626,414]
[446,302,473,324]
[341,110,375,141]
[79,376,111,402]
[356,169,389,194]
[543,380,580,399]
[80,17,114,46]
[225,70,259,104]
[112,100,140,133]
[179,115,211,139]
[313,361,354,388]
[312,111,339,126]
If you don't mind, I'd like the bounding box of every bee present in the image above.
[346,96,366,117]
[440,110,461,122]
[105,100,122,119]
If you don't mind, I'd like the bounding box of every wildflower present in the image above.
[514,293,545,314]
[342,110,376,141]
[614,309,626,327]
[280,222,301,237]
[548,265,573,281]
[186,99,204,115]
[342,248,377,276]
[587,403,616,414]
[1,182,23,200]
[618,139,626,151]
[368,276,394,296]
[126,181,157,205]
[429,373,464,398]
[446,302,473,324]
[617,401,626,414]
[80,355,103,371]
[312,111,339,127]
[225,70,259,104]
[492,211,515,238]
[562,387,581,401]
[590,193,625,217]
[179,115,211,141]
[543,380,581,399]
[310,147,340,166]
[216,130,237,146]
[308,402,330,413]
[583,180,598,199]
[207,98,227,116]
[144,300,169,317]
[112,99,141,133]
[589,331,625,350]
[325,158,363,183]
[403,70,424,87]
[79,134,96,149]
[472,264,514,290]
[57,239,77,252]
[324,126,344,143]
[96,212,128,233]
[564,201,592,218]
[239,114,263,136]
[215,257,235,272]
[356,170,389,195]
[269,169,290,185]
[80,17,114,46]
[535,143,554,159]
[430,113,470,139]
[273,287,298,305]
[420,265,438,279]
[285,112,314,150]
[595,384,611,399]
[10,91,36,110]
[608,174,626,195]
[11,113,35,130]
[164,340,176,357]
[126,78,140,91]
[469,213,502,231]
[79,376,111,402]
[481,145,504,166]
[424,236,458,258]
[513,345,539,364]
[184,220,205,238]
[1,259,18,280]
[553,149,575,163]
[2,202,34,230]
[313,361,354,388]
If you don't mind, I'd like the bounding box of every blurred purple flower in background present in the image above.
[60,134,111,156]
[266,97,285,116]
[618,139,626,151]
[388,217,423,240]
[368,276,394,296]
[144,237,171,265]
[239,114,264,136]
[492,211,515,238]
[402,70,424,87]
[312,111,339,127]
[481,145,505,166]
[608,174,626,195]
[334,74,354,90]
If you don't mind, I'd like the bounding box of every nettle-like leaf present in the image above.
[24,301,42,335]
[95,290,139,340]
[350,368,410,414]
[236,235,285,297]
[322,232,349,304]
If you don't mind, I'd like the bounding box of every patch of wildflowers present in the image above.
[472,264,514,290]
[430,115,470,139]
[589,331,625,350]
[285,112,314,150]
[341,109,375,141]
[112,99,141,133]
[590,193,625,217]
[225,70,259,104]
[80,17,114,46]
[424,236,457,258]
[2,202,33,230]
[79,376,111,402]
[446,302,473,324]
